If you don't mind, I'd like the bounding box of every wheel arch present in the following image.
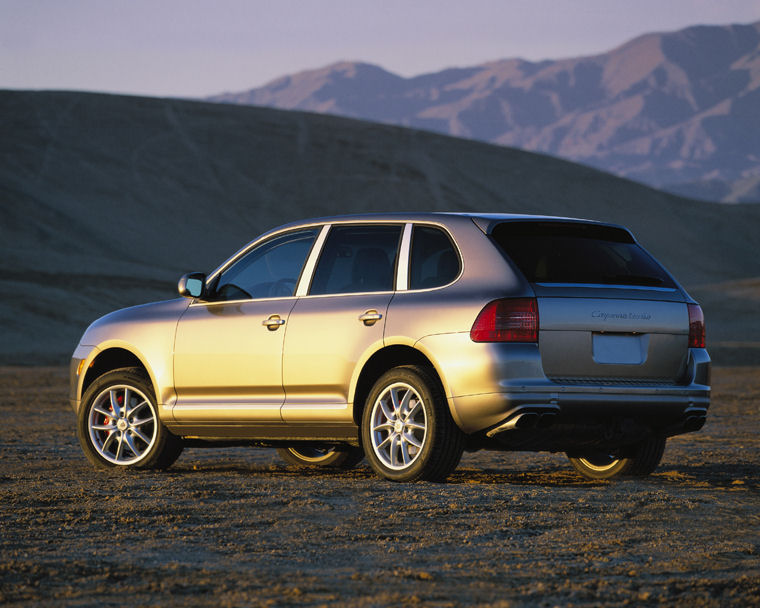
[81,345,156,402]
[350,343,451,427]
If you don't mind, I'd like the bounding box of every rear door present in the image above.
[491,221,690,383]
[281,223,403,422]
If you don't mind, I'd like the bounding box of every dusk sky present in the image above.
[3,0,760,97]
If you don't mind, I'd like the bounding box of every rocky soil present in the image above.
[1,366,758,607]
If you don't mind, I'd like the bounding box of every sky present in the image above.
[2,0,760,98]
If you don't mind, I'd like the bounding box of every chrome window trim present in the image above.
[535,283,677,292]
[296,224,331,297]
[396,223,413,291]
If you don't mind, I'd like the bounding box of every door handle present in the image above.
[359,310,383,326]
[262,315,286,330]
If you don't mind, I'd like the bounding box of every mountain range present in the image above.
[210,21,760,203]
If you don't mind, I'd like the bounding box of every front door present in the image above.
[172,228,319,423]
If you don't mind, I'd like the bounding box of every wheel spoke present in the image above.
[379,398,395,422]
[399,390,413,416]
[403,432,423,449]
[124,433,141,457]
[373,421,394,432]
[400,440,411,465]
[115,433,125,461]
[390,435,400,467]
[404,400,421,420]
[377,433,392,450]
[101,430,117,453]
[93,405,113,418]
[131,427,151,445]
[130,416,152,428]
[122,388,131,414]
[91,422,116,431]
[405,420,425,431]
[129,400,149,417]
[390,388,401,416]
[109,390,121,417]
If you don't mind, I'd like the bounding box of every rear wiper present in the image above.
[601,275,664,286]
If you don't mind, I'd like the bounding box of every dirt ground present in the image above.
[0,366,758,607]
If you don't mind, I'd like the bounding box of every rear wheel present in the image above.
[77,367,183,470]
[276,445,364,469]
[361,366,464,482]
[567,437,666,480]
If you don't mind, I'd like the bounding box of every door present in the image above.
[172,228,319,423]
[281,223,403,422]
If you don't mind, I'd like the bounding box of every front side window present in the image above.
[310,225,402,295]
[209,229,318,301]
[409,225,460,290]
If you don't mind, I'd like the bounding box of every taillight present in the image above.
[688,303,705,348]
[470,298,538,343]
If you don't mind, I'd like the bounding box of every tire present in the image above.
[77,367,184,470]
[361,366,464,482]
[276,445,364,469]
[567,437,666,480]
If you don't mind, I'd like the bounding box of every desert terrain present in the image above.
[1,365,758,607]
[1,90,759,606]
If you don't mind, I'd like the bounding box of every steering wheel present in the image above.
[269,278,297,297]
[215,283,252,301]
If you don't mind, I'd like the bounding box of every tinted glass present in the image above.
[491,222,675,287]
[409,226,460,290]
[310,225,402,295]
[210,229,318,301]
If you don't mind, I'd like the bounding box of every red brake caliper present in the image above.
[102,393,123,427]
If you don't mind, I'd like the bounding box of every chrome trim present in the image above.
[396,223,412,291]
[536,283,677,292]
[296,224,330,297]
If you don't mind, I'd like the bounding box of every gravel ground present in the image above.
[1,366,758,607]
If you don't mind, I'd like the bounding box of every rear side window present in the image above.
[310,224,402,295]
[409,226,460,290]
[491,222,675,288]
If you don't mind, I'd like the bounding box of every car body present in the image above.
[70,212,710,481]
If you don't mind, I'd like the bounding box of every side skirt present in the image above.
[165,422,360,446]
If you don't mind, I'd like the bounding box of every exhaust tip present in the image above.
[685,415,706,432]
[514,412,539,429]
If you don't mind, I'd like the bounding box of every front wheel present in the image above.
[276,445,364,469]
[77,367,183,470]
[361,366,464,482]
[567,437,666,480]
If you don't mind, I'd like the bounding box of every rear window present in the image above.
[491,221,675,288]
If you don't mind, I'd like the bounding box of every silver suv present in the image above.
[70,213,710,481]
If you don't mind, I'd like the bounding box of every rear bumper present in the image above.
[447,348,711,434]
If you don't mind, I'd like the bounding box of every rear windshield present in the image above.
[491,221,675,288]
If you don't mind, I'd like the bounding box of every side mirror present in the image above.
[178,272,206,299]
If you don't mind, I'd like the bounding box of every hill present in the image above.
[1,90,759,363]
[210,21,760,203]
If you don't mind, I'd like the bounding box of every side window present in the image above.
[310,225,402,295]
[209,229,318,301]
[409,226,460,290]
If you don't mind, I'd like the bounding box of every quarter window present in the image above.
[409,226,460,290]
[310,225,402,295]
[209,229,318,301]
